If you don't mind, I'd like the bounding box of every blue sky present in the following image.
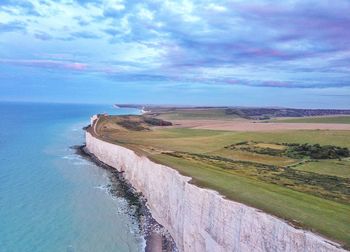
[0,0,349,108]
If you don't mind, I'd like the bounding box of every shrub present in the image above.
[143,117,172,126]
[117,120,147,131]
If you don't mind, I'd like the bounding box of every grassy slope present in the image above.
[273,116,350,124]
[152,154,350,246]
[134,128,350,150]
[158,109,239,120]
[210,149,296,166]
[295,160,350,178]
[94,119,350,247]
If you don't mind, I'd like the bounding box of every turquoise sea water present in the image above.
[0,102,145,252]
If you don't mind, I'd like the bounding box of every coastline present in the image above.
[74,145,177,252]
[85,129,347,252]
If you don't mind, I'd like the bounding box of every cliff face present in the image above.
[86,131,345,252]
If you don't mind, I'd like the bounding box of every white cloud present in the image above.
[0,0,349,90]
[137,7,154,20]
[206,3,227,12]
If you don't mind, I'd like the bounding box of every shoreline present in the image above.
[73,145,177,252]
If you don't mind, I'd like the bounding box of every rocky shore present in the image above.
[74,145,177,252]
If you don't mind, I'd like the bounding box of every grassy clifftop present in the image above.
[91,114,350,248]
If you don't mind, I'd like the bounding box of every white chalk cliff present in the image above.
[86,130,346,252]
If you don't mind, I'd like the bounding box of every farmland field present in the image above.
[273,116,350,124]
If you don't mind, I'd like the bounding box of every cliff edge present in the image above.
[85,130,346,252]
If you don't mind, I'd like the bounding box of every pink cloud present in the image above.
[263,81,290,87]
[68,62,86,70]
[99,66,121,74]
[0,59,88,71]
[225,79,240,85]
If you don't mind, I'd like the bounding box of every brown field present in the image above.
[166,119,350,131]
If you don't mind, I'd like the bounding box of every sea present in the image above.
[0,102,147,252]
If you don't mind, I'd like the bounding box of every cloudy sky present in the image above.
[0,0,349,108]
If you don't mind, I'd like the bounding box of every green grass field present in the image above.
[93,116,350,248]
[295,159,350,178]
[273,116,350,124]
[158,108,239,120]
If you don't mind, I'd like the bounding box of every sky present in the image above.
[0,0,349,108]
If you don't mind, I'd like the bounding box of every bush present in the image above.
[287,144,349,159]
[117,120,146,131]
[143,117,172,126]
